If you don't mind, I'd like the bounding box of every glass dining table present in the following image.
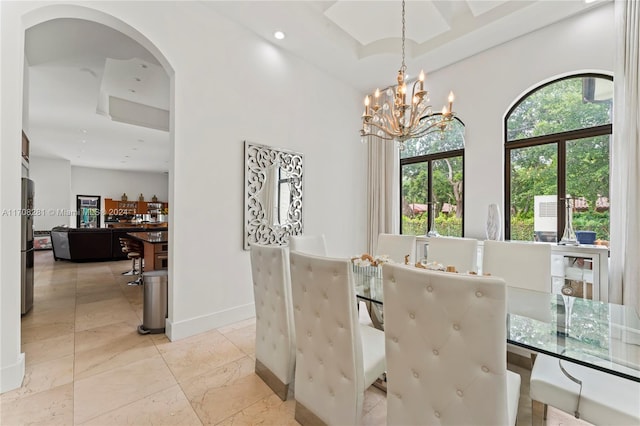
[353,264,640,382]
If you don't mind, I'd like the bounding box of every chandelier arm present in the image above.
[409,103,431,129]
[406,118,451,138]
[410,103,423,129]
[368,120,399,137]
[375,98,396,117]
[416,103,435,120]
[378,100,401,132]
[360,129,397,141]
[381,113,401,134]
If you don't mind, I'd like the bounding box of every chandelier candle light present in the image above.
[361,0,456,148]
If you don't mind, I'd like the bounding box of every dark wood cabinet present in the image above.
[104,198,168,216]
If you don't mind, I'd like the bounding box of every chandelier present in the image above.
[360,0,456,147]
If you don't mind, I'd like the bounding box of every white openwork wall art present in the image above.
[244,141,303,250]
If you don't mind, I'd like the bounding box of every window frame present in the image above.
[399,148,466,236]
[504,73,613,241]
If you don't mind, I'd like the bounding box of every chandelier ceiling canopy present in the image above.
[360,0,456,148]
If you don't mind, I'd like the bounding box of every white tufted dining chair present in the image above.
[249,243,296,400]
[289,251,386,426]
[382,264,521,426]
[426,236,479,273]
[289,234,327,256]
[376,233,416,264]
[482,240,551,292]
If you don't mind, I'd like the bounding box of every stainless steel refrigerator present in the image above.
[76,195,101,228]
[21,178,34,315]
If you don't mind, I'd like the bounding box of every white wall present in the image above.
[71,166,168,226]
[71,166,169,203]
[135,3,367,338]
[27,159,168,230]
[0,1,367,392]
[1,1,27,393]
[29,156,71,230]
[419,3,615,239]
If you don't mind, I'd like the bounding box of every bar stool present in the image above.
[128,239,144,286]
[119,237,137,276]
[119,237,143,286]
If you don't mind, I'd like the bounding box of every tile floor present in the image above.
[1,250,590,425]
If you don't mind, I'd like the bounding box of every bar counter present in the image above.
[127,231,168,271]
[107,221,168,229]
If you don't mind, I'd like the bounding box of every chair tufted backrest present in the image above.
[250,244,296,388]
[289,234,327,256]
[426,236,479,273]
[289,251,365,425]
[376,233,416,264]
[482,240,551,292]
[382,264,509,426]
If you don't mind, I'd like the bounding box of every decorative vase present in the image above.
[152,195,158,202]
[559,196,578,245]
[121,193,128,201]
[139,193,144,202]
[427,202,440,237]
[485,203,501,240]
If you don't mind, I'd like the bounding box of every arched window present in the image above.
[505,74,613,243]
[400,117,465,237]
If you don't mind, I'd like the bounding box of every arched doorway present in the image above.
[8,4,175,393]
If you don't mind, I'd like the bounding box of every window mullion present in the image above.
[427,160,433,235]
[558,140,567,240]
[505,146,512,239]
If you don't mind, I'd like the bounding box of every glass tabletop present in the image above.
[352,264,640,382]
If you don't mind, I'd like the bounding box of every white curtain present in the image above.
[610,0,640,310]
[366,136,399,254]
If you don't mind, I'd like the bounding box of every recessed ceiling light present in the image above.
[274,31,286,40]
[81,129,87,134]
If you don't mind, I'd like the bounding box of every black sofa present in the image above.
[50,226,168,262]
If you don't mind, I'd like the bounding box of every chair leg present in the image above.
[128,257,143,286]
[295,401,326,426]
[128,277,143,286]
[255,360,289,401]
[532,399,547,426]
[122,257,137,275]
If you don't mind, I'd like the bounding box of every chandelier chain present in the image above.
[401,0,406,73]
